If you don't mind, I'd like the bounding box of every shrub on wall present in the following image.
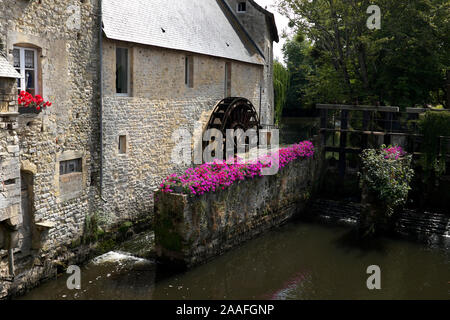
[360,146,414,218]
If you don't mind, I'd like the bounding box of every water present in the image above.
[19,221,450,300]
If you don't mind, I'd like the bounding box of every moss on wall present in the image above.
[154,192,186,253]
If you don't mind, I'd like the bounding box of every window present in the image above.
[185,56,194,88]
[237,2,247,12]
[116,47,129,95]
[119,135,127,154]
[60,158,82,175]
[13,47,38,95]
[4,179,16,186]
[225,62,232,97]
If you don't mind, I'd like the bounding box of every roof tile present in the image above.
[102,0,264,65]
[0,55,21,79]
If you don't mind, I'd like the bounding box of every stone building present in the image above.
[0,0,101,297]
[0,0,277,297]
[100,0,279,222]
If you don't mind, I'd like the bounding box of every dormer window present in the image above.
[237,2,247,13]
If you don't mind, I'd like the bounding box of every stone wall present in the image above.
[225,0,275,125]
[0,0,101,297]
[101,38,266,222]
[0,0,276,298]
[103,40,263,106]
[154,144,323,268]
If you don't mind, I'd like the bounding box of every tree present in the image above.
[278,0,449,109]
[273,60,290,125]
[282,32,315,109]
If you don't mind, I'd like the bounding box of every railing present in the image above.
[317,104,450,176]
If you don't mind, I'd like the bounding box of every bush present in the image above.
[360,146,414,217]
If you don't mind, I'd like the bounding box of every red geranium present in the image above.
[18,91,52,111]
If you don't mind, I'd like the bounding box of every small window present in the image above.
[119,135,127,154]
[185,56,194,88]
[60,158,82,175]
[4,179,16,186]
[237,2,247,13]
[13,46,39,95]
[116,47,129,95]
[225,62,232,97]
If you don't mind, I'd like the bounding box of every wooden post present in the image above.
[8,248,14,277]
[446,70,450,109]
[320,108,328,145]
[384,112,393,146]
[339,110,348,176]
[362,111,370,150]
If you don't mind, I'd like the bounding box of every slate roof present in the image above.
[247,0,279,43]
[102,0,264,65]
[0,55,20,79]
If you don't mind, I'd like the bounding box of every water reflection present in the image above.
[19,221,450,300]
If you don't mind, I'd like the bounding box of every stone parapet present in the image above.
[154,143,322,268]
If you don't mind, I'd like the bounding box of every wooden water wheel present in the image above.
[204,97,261,157]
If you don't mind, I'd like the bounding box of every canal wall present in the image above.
[154,143,324,268]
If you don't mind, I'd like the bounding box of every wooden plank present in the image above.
[339,110,349,176]
[316,104,399,113]
[325,146,361,154]
[320,128,428,137]
[406,108,427,114]
[407,108,450,114]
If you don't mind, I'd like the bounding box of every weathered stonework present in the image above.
[225,0,277,125]
[154,142,323,268]
[101,38,268,222]
[0,0,101,298]
[0,0,278,298]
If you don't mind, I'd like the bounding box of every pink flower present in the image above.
[158,141,315,196]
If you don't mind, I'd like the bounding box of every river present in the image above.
[18,220,449,300]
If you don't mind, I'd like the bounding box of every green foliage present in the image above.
[282,34,315,109]
[119,221,133,235]
[82,212,105,245]
[273,60,290,125]
[360,147,414,216]
[418,111,450,177]
[278,0,449,109]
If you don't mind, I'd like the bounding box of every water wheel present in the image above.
[204,97,261,157]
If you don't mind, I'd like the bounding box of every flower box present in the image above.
[19,106,42,115]
[17,91,52,114]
